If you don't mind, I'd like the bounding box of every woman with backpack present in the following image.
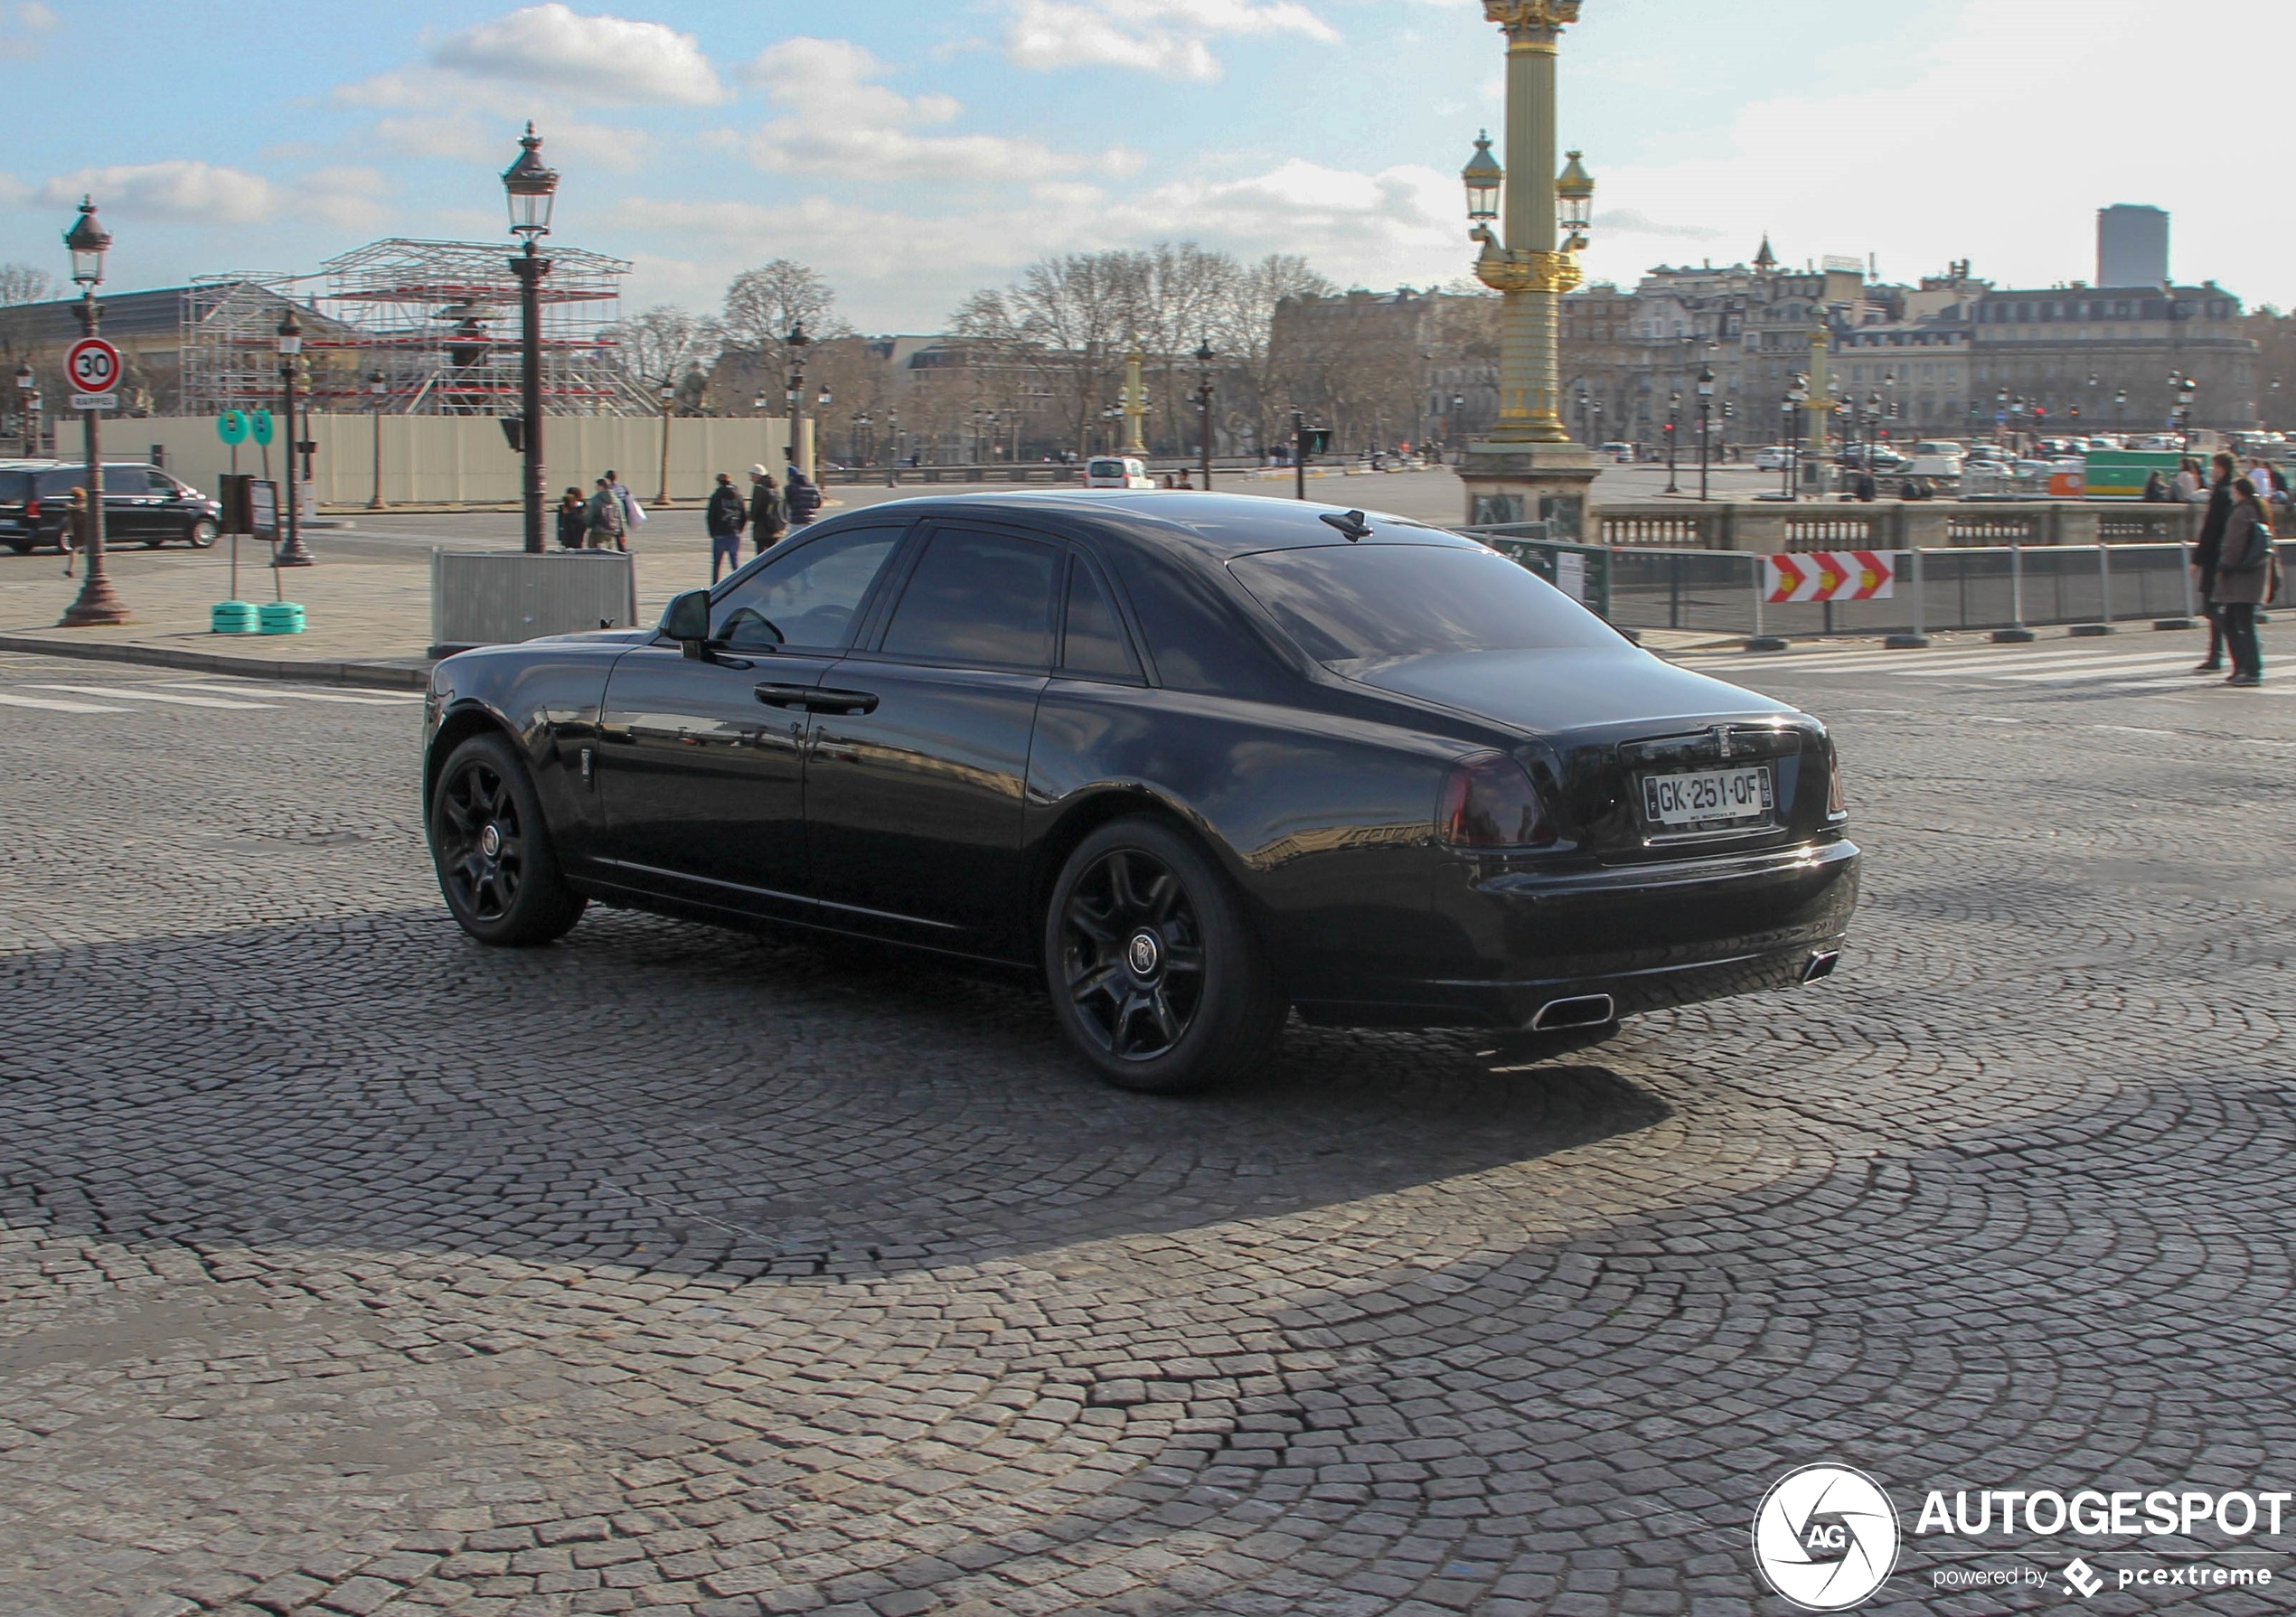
[2212,476,2280,688]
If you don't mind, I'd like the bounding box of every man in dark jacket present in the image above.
[2191,451,2236,672]
[706,471,747,581]
[785,467,821,525]
[748,465,786,553]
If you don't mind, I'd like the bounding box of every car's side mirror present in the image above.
[662,589,712,657]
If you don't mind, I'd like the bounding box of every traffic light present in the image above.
[500,415,526,453]
[1299,427,1331,456]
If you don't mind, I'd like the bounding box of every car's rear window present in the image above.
[0,472,29,503]
[1228,543,1620,670]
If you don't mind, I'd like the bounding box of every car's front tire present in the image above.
[1044,815,1284,1095]
[428,732,586,946]
[187,520,217,549]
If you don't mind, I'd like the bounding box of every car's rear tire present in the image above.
[1044,815,1283,1095]
[5,539,27,555]
[428,732,587,946]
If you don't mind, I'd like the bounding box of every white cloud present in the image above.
[1595,209,1725,243]
[301,166,394,230]
[428,5,726,106]
[740,36,1136,183]
[1003,0,1339,81]
[38,162,277,224]
[0,0,58,60]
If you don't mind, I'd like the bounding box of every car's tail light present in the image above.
[1439,752,1556,849]
[24,499,38,519]
[1825,736,1848,817]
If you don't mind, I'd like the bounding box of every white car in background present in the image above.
[1083,456,1153,488]
[1754,446,1792,470]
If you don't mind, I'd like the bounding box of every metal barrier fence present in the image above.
[430,549,639,656]
[1462,529,2291,640]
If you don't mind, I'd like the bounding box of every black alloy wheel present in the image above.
[1046,816,1283,1094]
[428,733,586,945]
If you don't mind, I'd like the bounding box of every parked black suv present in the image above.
[0,460,221,553]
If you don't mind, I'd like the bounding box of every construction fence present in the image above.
[127,415,807,509]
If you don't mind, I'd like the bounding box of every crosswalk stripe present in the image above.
[25,683,275,710]
[0,691,129,713]
[157,682,419,706]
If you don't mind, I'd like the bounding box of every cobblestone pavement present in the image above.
[3,634,2293,1617]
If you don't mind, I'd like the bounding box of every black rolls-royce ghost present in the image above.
[423,491,1858,1093]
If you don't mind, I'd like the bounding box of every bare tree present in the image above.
[0,262,57,373]
[710,260,851,412]
[606,304,713,409]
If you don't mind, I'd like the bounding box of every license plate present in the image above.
[1641,765,1773,828]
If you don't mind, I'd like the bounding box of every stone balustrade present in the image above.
[1592,501,2201,552]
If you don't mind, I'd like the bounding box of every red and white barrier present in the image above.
[1764,550,1899,604]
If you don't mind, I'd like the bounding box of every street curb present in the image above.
[0,633,431,690]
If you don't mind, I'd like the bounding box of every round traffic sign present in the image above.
[65,337,121,394]
[217,409,249,446]
[249,409,275,447]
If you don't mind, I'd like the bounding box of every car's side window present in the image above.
[101,466,145,495]
[146,470,180,495]
[709,526,902,653]
[1059,554,1141,682]
[880,527,1059,671]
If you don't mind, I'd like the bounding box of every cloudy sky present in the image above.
[2,0,2289,331]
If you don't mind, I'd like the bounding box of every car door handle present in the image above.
[808,687,879,715]
[752,683,880,715]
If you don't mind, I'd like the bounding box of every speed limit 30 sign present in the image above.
[66,336,121,409]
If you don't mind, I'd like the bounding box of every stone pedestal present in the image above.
[1454,439,1599,537]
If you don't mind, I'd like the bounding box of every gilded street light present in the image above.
[59,196,127,627]
[503,123,559,554]
[1193,338,1217,490]
[785,321,810,476]
[1121,341,1148,457]
[1453,2,1596,531]
[1695,362,1715,502]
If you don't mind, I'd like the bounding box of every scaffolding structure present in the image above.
[180,238,652,418]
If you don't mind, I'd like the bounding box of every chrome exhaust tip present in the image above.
[1800,949,1841,983]
[1529,992,1615,1031]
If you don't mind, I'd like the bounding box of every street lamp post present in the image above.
[13,362,33,456]
[503,124,559,555]
[784,322,810,478]
[1663,389,1680,493]
[1695,363,1714,502]
[59,197,127,626]
[1453,2,1597,527]
[367,370,388,510]
[272,309,315,568]
[1193,338,1217,490]
[655,381,675,505]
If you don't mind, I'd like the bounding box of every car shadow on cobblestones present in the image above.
[0,903,1671,1289]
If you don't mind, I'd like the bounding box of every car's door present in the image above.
[101,465,159,544]
[592,523,907,919]
[804,520,1062,955]
[145,468,199,541]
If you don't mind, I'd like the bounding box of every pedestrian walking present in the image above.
[705,471,748,582]
[605,469,643,549]
[1853,468,1877,503]
[2213,476,2278,687]
[2173,456,2205,503]
[2141,469,2170,502]
[784,466,821,526]
[584,476,626,550]
[2191,452,2236,672]
[59,485,84,577]
[555,486,587,550]
[748,465,786,553]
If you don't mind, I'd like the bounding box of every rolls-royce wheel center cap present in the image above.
[1126,930,1162,976]
[480,824,503,859]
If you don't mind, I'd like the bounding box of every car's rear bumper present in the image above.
[1294,837,1859,1030]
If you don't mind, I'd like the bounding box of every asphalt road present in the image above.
[2,627,2291,1616]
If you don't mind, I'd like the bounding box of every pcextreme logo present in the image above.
[1751,1464,1901,1611]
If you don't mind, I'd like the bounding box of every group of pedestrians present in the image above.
[551,463,820,580]
[2190,451,2283,687]
[708,464,820,580]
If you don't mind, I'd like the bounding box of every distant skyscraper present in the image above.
[2098,205,2169,288]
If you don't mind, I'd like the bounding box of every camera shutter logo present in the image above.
[1752,1464,1901,1611]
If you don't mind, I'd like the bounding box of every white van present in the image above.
[1084,456,1153,489]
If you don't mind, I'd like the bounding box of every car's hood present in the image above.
[1342,646,1794,738]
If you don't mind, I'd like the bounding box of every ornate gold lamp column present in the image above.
[1121,341,1148,457]
[1453,1,1599,534]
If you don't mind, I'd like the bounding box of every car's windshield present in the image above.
[1228,543,1621,672]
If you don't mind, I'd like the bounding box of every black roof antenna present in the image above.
[1320,509,1371,541]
